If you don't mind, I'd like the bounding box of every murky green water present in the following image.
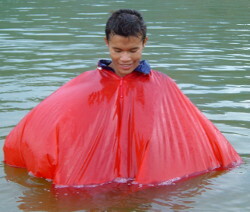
[0,0,249,211]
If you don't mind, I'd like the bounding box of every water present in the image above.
[0,0,249,211]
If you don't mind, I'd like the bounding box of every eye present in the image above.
[130,49,139,53]
[113,48,122,53]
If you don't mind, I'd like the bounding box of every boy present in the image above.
[4,9,241,186]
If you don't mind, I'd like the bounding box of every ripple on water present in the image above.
[0,0,249,211]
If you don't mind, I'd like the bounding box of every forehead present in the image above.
[108,35,143,48]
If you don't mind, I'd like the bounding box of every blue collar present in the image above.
[98,59,151,75]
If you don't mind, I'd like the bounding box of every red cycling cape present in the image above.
[3,68,242,186]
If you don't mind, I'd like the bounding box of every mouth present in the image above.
[119,64,133,70]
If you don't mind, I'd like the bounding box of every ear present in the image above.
[104,37,109,46]
[143,37,148,47]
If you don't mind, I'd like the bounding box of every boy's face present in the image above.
[105,35,147,77]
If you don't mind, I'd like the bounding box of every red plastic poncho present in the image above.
[3,68,242,186]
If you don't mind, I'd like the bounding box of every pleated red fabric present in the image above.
[3,68,242,186]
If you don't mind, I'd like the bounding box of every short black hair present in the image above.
[105,9,147,41]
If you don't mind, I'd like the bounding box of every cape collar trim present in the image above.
[98,59,151,75]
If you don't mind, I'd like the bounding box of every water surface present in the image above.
[0,0,249,211]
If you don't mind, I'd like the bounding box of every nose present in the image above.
[120,52,131,62]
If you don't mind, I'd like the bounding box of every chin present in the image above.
[120,70,133,76]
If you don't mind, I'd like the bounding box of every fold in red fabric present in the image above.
[3,68,242,186]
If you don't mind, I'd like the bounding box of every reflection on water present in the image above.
[3,156,250,211]
[0,0,249,211]
[0,163,234,211]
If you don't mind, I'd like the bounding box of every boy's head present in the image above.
[105,9,147,42]
[104,9,148,77]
